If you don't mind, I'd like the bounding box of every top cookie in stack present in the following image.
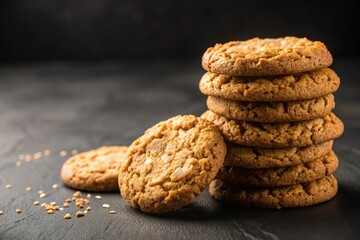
[199,37,344,209]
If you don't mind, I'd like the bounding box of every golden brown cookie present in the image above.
[119,115,227,214]
[207,94,335,123]
[199,68,340,102]
[209,175,338,209]
[225,141,333,169]
[202,37,333,76]
[201,110,344,148]
[61,146,128,192]
[217,150,338,187]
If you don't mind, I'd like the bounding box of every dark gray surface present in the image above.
[0,60,359,240]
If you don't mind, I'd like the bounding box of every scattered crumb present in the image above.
[16,209,22,213]
[26,187,32,192]
[52,184,58,189]
[54,206,60,211]
[43,149,51,156]
[33,201,40,205]
[41,203,46,207]
[109,211,116,214]
[59,208,64,211]
[40,193,46,198]
[64,213,71,219]
[45,205,54,211]
[50,202,56,206]
[63,203,69,208]
[95,195,101,200]
[76,211,84,217]
[65,198,72,203]
[47,210,54,214]
[73,191,81,197]
[71,149,78,155]
[60,151,67,157]
[15,161,22,167]
[87,194,91,198]
[0,211,3,215]
[25,154,32,162]
[86,207,91,211]
[102,204,110,208]
[38,190,44,194]
[5,184,12,189]
[84,210,88,214]
[19,154,25,160]
[33,152,43,160]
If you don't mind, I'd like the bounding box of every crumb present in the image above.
[15,161,22,167]
[64,213,71,219]
[52,184,58,189]
[33,201,40,205]
[43,149,51,156]
[16,209,22,213]
[109,211,116,214]
[95,195,101,200]
[26,187,32,192]
[76,211,84,217]
[71,149,79,155]
[60,151,67,157]
[5,184,12,189]
[102,204,110,208]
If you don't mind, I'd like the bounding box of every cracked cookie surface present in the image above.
[118,115,227,213]
[217,150,338,187]
[202,37,333,76]
[225,141,333,168]
[209,175,338,208]
[207,94,335,123]
[201,110,344,148]
[199,68,340,102]
[61,146,128,192]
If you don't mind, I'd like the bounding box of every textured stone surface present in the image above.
[0,61,359,240]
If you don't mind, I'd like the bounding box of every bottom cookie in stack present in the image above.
[209,175,338,209]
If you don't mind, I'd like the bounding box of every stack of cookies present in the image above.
[199,37,344,208]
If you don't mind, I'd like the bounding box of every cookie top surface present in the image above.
[199,68,340,102]
[202,37,333,76]
[225,141,333,169]
[201,110,344,148]
[61,146,128,192]
[207,94,335,123]
[209,175,338,209]
[217,150,338,187]
[119,115,227,213]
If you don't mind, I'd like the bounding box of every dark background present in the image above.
[0,0,358,62]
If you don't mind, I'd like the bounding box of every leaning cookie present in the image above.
[207,94,335,123]
[61,146,128,192]
[201,110,344,148]
[119,115,227,214]
[217,151,338,187]
[225,141,333,169]
[199,68,340,102]
[209,175,338,209]
[202,36,333,76]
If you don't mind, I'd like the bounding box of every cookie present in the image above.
[225,141,333,169]
[207,94,335,123]
[202,37,333,76]
[201,110,344,148]
[199,68,340,102]
[209,175,338,209]
[118,115,227,213]
[61,146,128,192]
[217,150,338,187]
